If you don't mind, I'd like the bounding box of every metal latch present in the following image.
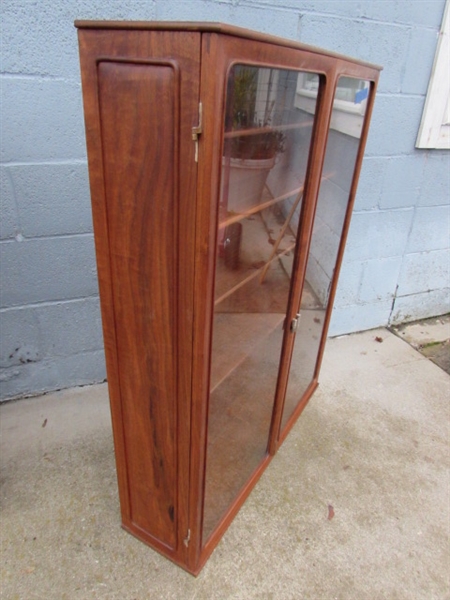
[192,102,203,162]
[183,529,191,547]
[290,313,301,333]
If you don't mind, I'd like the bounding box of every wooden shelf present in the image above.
[214,242,296,306]
[219,171,334,230]
[219,184,305,229]
[210,312,285,393]
[223,120,314,139]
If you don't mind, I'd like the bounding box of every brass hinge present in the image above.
[183,528,191,547]
[192,102,203,162]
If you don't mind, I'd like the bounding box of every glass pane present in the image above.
[281,77,371,430]
[202,65,320,542]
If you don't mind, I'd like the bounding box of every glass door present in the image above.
[280,76,372,432]
[202,64,321,541]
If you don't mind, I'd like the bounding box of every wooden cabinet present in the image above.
[76,21,381,574]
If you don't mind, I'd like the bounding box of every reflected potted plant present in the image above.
[222,66,286,213]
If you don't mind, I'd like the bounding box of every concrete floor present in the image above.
[1,327,449,599]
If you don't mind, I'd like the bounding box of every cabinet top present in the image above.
[74,20,382,71]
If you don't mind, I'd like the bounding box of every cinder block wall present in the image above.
[1,0,449,399]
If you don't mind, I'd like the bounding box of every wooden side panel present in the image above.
[97,61,178,547]
[78,28,200,569]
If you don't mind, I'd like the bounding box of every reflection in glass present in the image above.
[202,66,319,542]
[281,77,370,430]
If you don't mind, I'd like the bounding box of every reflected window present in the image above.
[296,74,369,137]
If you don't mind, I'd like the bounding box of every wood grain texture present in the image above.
[98,60,178,545]
[77,29,200,566]
[75,20,382,71]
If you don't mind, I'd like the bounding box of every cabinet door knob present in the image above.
[290,313,301,333]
